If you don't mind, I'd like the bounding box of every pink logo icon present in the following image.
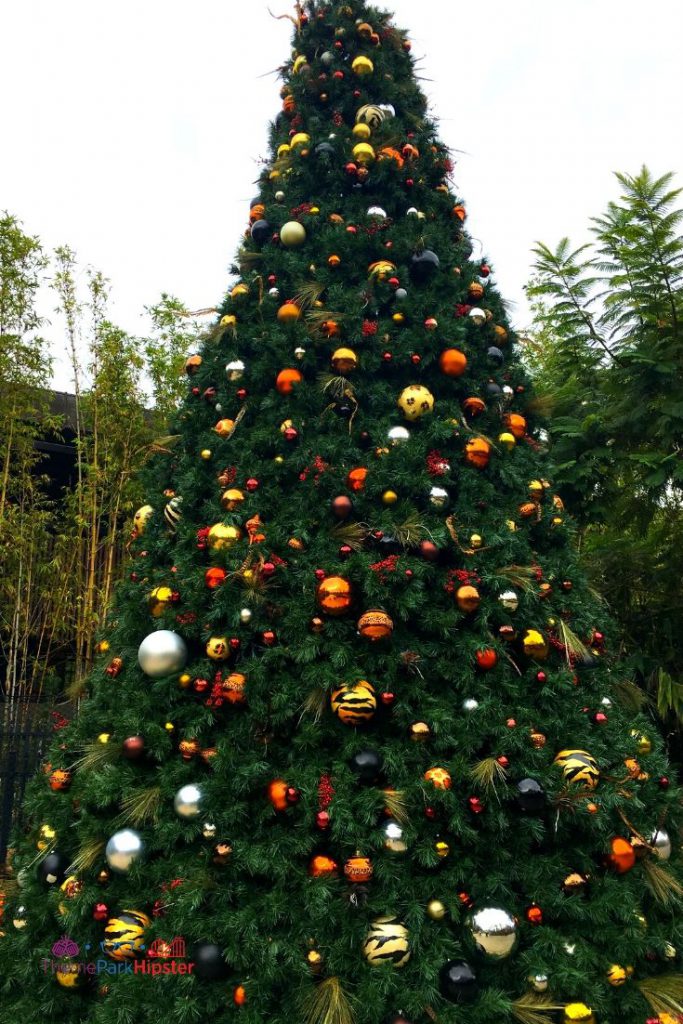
[52,935,80,957]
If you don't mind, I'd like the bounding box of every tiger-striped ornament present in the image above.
[103,908,151,961]
[330,680,377,725]
[363,915,410,968]
[554,749,599,789]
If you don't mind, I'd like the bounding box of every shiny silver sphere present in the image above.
[467,906,518,960]
[105,829,144,874]
[138,630,188,678]
[174,784,203,819]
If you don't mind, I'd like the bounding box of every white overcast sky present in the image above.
[3,0,682,391]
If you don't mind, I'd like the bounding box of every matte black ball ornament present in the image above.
[487,346,504,366]
[349,748,383,783]
[38,851,70,886]
[410,249,440,283]
[250,220,271,246]
[192,941,228,980]
[439,959,478,1003]
[315,142,336,160]
[516,778,546,814]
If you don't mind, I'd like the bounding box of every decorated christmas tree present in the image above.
[1,3,682,1023]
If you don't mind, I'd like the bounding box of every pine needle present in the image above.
[638,974,683,1017]
[300,686,327,724]
[117,786,161,827]
[71,741,119,773]
[496,565,538,594]
[642,860,683,907]
[470,756,508,795]
[70,839,105,874]
[302,977,355,1024]
[511,995,564,1024]
[393,511,428,547]
[329,522,368,551]
[383,789,409,825]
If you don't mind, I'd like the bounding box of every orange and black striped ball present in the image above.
[330,681,377,725]
[103,909,151,961]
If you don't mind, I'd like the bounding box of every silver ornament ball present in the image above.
[367,206,387,218]
[383,818,408,854]
[467,906,518,960]
[651,829,672,861]
[429,486,449,509]
[105,828,144,874]
[294,346,306,360]
[202,822,217,839]
[138,630,188,678]
[225,359,245,381]
[463,698,480,712]
[394,288,408,302]
[174,784,203,819]
[388,425,410,445]
[269,286,280,298]
[274,190,285,202]
[498,589,519,612]
[530,973,548,992]
[320,51,334,67]
[469,307,486,325]
[239,607,253,624]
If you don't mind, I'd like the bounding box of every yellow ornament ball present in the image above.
[277,143,291,159]
[427,899,447,920]
[133,505,153,535]
[280,221,307,248]
[522,629,549,660]
[606,964,628,986]
[97,733,111,744]
[563,1005,595,1024]
[206,636,229,661]
[55,963,86,989]
[353,123,372,139]
[352,142,376,165]
[397,384,435,422]
[498,432,516,451]
[220,314,237,329]
[200,449,212,460]
[290,132,311,150]
[208,523,242,550]
[148,585,174,618]
[352,55,374,76]
[382,490,398,505]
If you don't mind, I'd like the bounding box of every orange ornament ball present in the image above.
[424,766,452,790]
[505,413,527,438]
[463,396,486,416]
[276,368,303,395]
[464,437,491,469]
[205,567,227,589]
[607,836,636,874]
[344,853,373,883]
[347,467,368,492]
[221,672,247,705]
[439,348,468,377]
[309,855,339,878]
[268,779,289,812]
[277,301,301,324]
[456,585,481,613]
[468,282,485,301]
[49,768,72,792]
[316,576,352,616]
[214,418,236,438]
[233,985,247,1006]
[475,648,498,670]
[357,609,394,641]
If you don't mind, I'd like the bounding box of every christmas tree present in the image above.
[2,3,682,1023]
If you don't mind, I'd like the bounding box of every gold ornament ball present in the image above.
[498,431,516,451]
[563,1004,595,1024]
[353,123,371,139]
[352,142,376,165]
[630,728,652,754]
[427,899,447,920]
[470,533,483,548]
[208,523,242,550]
[280,221,307,248]
[382,490,398,505]
[200,449,212,460]
[397,384,435,421]
[606,964,628,986]
[352,55,374,76]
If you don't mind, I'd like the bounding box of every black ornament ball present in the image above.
[39,851,71,886]
[334,401,354,419]
[349,748,383,783]
[192,942,227,980]
[439,959,478,1003]
[410,249,440,283]
[487,346,504,366]
[250,220,271,246]
[315,142,336,160]
[485,382,502,398]
[516,778,546,814]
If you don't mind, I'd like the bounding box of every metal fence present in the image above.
[0,713,49,865]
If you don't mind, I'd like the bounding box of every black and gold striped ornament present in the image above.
[363,915,410,968]
[331,680,377,726]
[164,496,183,534]
[103,908,151,961]
[554,749,599,789]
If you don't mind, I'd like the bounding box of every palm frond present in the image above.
[383,788,409,825]
[470,756,508,794]
[293,281,326,311]
[496,565,538,594]
[302,976,355,1024]
[70,839,105,875]
[393,511,428,547]
[117,786,161,827]
[300,686,327,724]
[642,861,683,907]
[71,742,119,773]
[237,249,263,273]
[511,995,563,1024]
[613,678,649,712]
[638,973,683,1018]
[329,522,368,551]
[557,620,590,663]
